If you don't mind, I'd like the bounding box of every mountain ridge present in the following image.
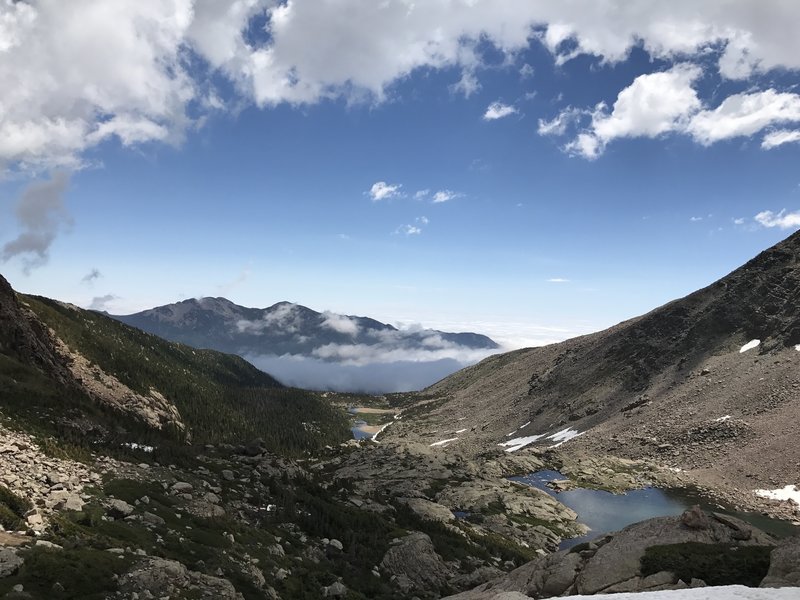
[112,297,498,356]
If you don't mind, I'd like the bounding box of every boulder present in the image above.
[380,533,451,595]
[761,536,800,587]
[107,498,135,518]
[0,548,23,578]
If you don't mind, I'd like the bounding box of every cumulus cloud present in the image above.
[5,2,800,170]
[543,63,800,158]
[754,209,800,229]
[560,64,702,159]
[1,171,72,272]
[0,1,194,172]
[483,101,517,121]
[414,189,430,200]
[81,268,102,285]
[369,181,402,201]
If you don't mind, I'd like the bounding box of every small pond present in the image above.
[511,470,798,550]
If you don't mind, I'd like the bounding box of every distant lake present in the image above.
[511,470,798,549]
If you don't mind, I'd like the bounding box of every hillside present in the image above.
[387,229,800,515]
[0,275,349,458]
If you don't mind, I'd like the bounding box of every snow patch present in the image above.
[505,430,518,437]
[559,585,800,599]
[755,484,800,506]
[455,428,468,434]
[547,427,585,448]
[430,437,458,447]
[498,434,547,453]
[740,339,760,353]
[795,344,800,351]
[520,421,531,429]
[714,415,732,423]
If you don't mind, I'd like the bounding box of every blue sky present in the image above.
[2,1,800,348]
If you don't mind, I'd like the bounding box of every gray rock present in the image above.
[328,538,343,551]
[381,533,451,595]
[171,482,193,494]
[141,511,166,527]
[322,581,347,597]
[221,470,235,482]
[118,557,242,600]
[0,548,23,578]
[107,498,135,518]
[761,536,800,587]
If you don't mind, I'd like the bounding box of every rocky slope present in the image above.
[385,230,800,520]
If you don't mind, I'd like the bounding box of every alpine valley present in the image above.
[110,299,499,394]
[0,231,799,599]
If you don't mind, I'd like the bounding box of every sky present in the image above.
[2,1,800,350]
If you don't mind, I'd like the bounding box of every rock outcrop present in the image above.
[446,508,777,599]
[381,532,451,596]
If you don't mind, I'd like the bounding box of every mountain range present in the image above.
[111,298,500,393]
[0,230,799,598]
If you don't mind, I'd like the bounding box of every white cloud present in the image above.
[552,65,800,158]
[237,302,302,334]
[762,129,800,150]
[432,190,459,203]
[547,278,570,283]
[396,224,422,236]
[0,0,195,172]
[519,63,534,79]
[690,216,703,222]
[369,181,402,201]
[321,312,360,336]
[483,101,517,121]
[414,189,430,200]
[538,107,584,136]
[563,64,702,159]
[6,2,800,170]
[733,217,745,225]
[688,89,800,145]
[754,209,800,229]
[417,216,429,225]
